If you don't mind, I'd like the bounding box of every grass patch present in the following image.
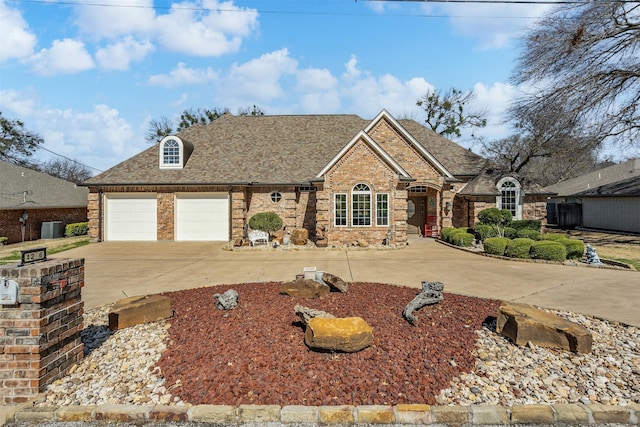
[0,237,90,263]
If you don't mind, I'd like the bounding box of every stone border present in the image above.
[7,403,640,426]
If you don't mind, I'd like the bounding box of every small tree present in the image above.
[477,208,513,237]
[248,212,283,234]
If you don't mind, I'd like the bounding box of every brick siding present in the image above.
[0,208,87,245]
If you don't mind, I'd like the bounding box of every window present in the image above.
[270,191,282,203]
[159,137,184,169]
[376,193,389,226]
[497,178,522,219]
[334,193,347,226]
[352,183,371,226]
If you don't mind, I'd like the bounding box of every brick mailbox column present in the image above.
[0,258,84,404]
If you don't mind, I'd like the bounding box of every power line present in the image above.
[38,145,103,173]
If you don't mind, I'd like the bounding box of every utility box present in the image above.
[41,221,64,239]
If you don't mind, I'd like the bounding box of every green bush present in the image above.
[503,227,518,239]
[440,227,457,242]
[477,207,512,236]
[516,229,541,240]
[0,236,8,245]
[540,233,570,242]
[450,232,474,247]
[248,212,283,233]
[65,222,88,237]
[484,237,509,256]
[564,239,585,260]
[505,238,534,259]
[510,220,542,232]
[530,241,567,261]
[473,224,495,242]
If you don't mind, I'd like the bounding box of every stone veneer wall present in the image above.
[0,258,84,404]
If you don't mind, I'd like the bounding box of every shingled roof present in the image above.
[85,113,489,186]
[545,158,640,197]
[1,161,88,210]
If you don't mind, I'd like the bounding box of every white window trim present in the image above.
[159,136,185,169]
[376,193,389,227]
[334,193,348,227]
[496,177,523,220]
[351,183,372,227]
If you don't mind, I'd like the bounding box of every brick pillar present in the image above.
[0,258,84,404]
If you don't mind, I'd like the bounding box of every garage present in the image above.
[105,193,157,241]
[175,193,229,241]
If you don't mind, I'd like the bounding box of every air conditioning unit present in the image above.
[41,221,64,239]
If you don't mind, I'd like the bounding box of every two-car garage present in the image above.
[104,193,229,241]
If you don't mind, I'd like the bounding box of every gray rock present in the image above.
[213,289,239,310]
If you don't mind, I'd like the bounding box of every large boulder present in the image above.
[108,295,173,331]
[279,278,330,298]
[321,272,349,293]
[305,317,373,353]
[496,302,592,353]
[291,228,309,245]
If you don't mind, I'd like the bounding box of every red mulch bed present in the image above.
[157,282,500,406]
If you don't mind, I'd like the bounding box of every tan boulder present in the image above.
[322,272,349,293]
[291,228,308,245]
[496,302,592,353]
[279,278,330,299]
[108,295,173,331]
[305,317,373,353]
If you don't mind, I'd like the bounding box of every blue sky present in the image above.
[0,0,560,174]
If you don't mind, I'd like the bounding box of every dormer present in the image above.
[159,136,191,169]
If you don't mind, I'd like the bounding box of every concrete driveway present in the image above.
[50,237,640,327]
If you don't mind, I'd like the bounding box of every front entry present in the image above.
[407,196,426,235]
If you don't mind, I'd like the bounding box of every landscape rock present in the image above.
[403,281,444,324]
[496,302,593,353]
[213,289,238,310]
[304,316,373,352]
[291,228,308,245]
[322,272,349,293]
[294,304,335,324]
[108,295,173,331]
[279,278,330,298]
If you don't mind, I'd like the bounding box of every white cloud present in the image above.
[0,0,37,61]
[74,0,156,40]
[0,89,37,117]
[294,68,340,113]
[30,39,95,75]
[429,1,558,50]
[155,0,258,56]
[148,62,219,87]
[95,37,155,70]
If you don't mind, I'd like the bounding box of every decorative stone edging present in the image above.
[8,403,640,426]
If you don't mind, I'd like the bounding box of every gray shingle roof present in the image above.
[544,158,640,197]
[457,166,554,196]
[1,161,88,210]
[84,113,526,192]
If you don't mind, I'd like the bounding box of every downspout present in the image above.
[228,186,233,241]
[98,189,103,242]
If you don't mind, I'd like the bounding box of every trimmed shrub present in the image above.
[450,232,474,247]
[0,236,7,245]
[516,228,541,240]
[564,239,585,259]
[477,207,512,237]
[484,237,509,256]
[65,222,88,237]
[510,220,542,232]
[530,240,567,261]
[473,224,495,242]
[540,233,570,242]
[440,227,457,242]
[248,212,283,233]
[503,227,518,239]
[505,238,534,259]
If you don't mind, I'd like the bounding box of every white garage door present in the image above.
[105,193,157,241]
[175,193,229,241]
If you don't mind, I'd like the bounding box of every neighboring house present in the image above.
[0,161,89,244]
[544,158,640,234]
[82,110,550,245]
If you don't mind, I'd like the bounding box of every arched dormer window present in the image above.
[497,177,522,219]
[160,136,184,169]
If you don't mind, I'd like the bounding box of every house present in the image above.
[545,158,640,234]
[82,110,550,245]
[0,161,89,244]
